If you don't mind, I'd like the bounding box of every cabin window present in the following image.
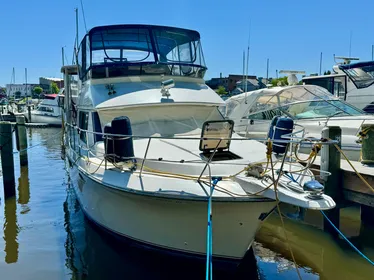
[333,76,347,100]
[37,106,54,113]
[92,112,103,142]
[79,111,89,143]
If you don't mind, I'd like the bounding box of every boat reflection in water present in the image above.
[63,184,260,280]
[255,206,374,280]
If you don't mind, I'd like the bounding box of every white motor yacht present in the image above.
[224,85,374,160]
[302,57,374,113]
[61,24,335,264]
[24,92,63,126]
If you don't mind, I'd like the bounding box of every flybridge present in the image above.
[76,24,207,81]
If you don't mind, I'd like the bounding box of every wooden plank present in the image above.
[302,154,374,196]
[342,190,374,207]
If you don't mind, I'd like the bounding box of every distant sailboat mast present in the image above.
[245,20,251,93]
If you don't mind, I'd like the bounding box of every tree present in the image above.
[216,86,227,96]
[51,82,59,94]
[271,76,288,87]
[323,70,332,75]
[33,86,43,95]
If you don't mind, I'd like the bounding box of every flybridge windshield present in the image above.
[340,61,374,89]
[77,25,207,80]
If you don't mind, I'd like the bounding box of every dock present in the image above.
[309,155,374,208]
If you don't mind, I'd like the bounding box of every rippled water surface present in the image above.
[0,128,373,279]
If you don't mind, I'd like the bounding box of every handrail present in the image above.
[65,122,338,145]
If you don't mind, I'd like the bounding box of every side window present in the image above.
[92,112,103,142]
[247,109,282,120]
[333,76,347,100]
[79,111,89,143]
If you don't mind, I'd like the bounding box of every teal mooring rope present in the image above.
[206,177,222,280]
[320,210,374,266]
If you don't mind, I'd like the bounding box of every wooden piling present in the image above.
[320,126,342,237]
[360,123,374,164]
[361,205,374,226]
[27,106,32,123]
[15,115,28,166]
[0,121,16,198]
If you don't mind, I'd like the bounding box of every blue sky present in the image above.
[0,0,373,86]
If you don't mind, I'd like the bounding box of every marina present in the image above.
[0,128,373,279]
[1,1,374,279]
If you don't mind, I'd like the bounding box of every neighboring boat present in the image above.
[224,84,374,160]
[61,24,335,264]
[302,57,374,113]
[24,92,63,126]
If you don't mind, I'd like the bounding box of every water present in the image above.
[0,128,373,279]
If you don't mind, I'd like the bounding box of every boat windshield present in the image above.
[282,100,363,119]
[77,25,207,80]
[340,61,374,89]
[239,86,364,120]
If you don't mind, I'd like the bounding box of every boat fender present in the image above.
[268,116,294,154]
[111,116,135,161]
[267,116,279,140]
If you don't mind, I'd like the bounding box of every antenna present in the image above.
[245,20,251,93]
[319,52,323,75]
[279,70,306,86]
[349,30,352,57]
[242,50,245,92]
[62,47,65,67]
[334,55,359,65]
[75,8,79,51]
[266,58,269,81]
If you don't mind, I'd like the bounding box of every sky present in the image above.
[0,0,374,86]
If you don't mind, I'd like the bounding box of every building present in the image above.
[6,84,39,98]
[227,74,257,91]
[206,73,229,90]
[229,77,269,96]
[39,77,64,94]
[206,74,259,92]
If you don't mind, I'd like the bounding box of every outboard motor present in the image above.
[268,116,294,154]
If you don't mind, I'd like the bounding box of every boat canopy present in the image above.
[225,85,364,120]
[77,24,207,81]
[339,61,374,89]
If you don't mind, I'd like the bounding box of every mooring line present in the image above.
[12,131,62,154]
[321,210,374,266]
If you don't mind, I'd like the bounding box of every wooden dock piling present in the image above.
[321,126,342,237]
[27,106,32,123]
[15,116,28,166]
[0,121,16,198]
[361,123,374,164]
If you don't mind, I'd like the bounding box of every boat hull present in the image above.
[70,165,276,260]
[25,112,62,126]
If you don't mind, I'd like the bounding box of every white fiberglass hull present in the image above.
[70,166,276,260]
[26,112,62,126]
